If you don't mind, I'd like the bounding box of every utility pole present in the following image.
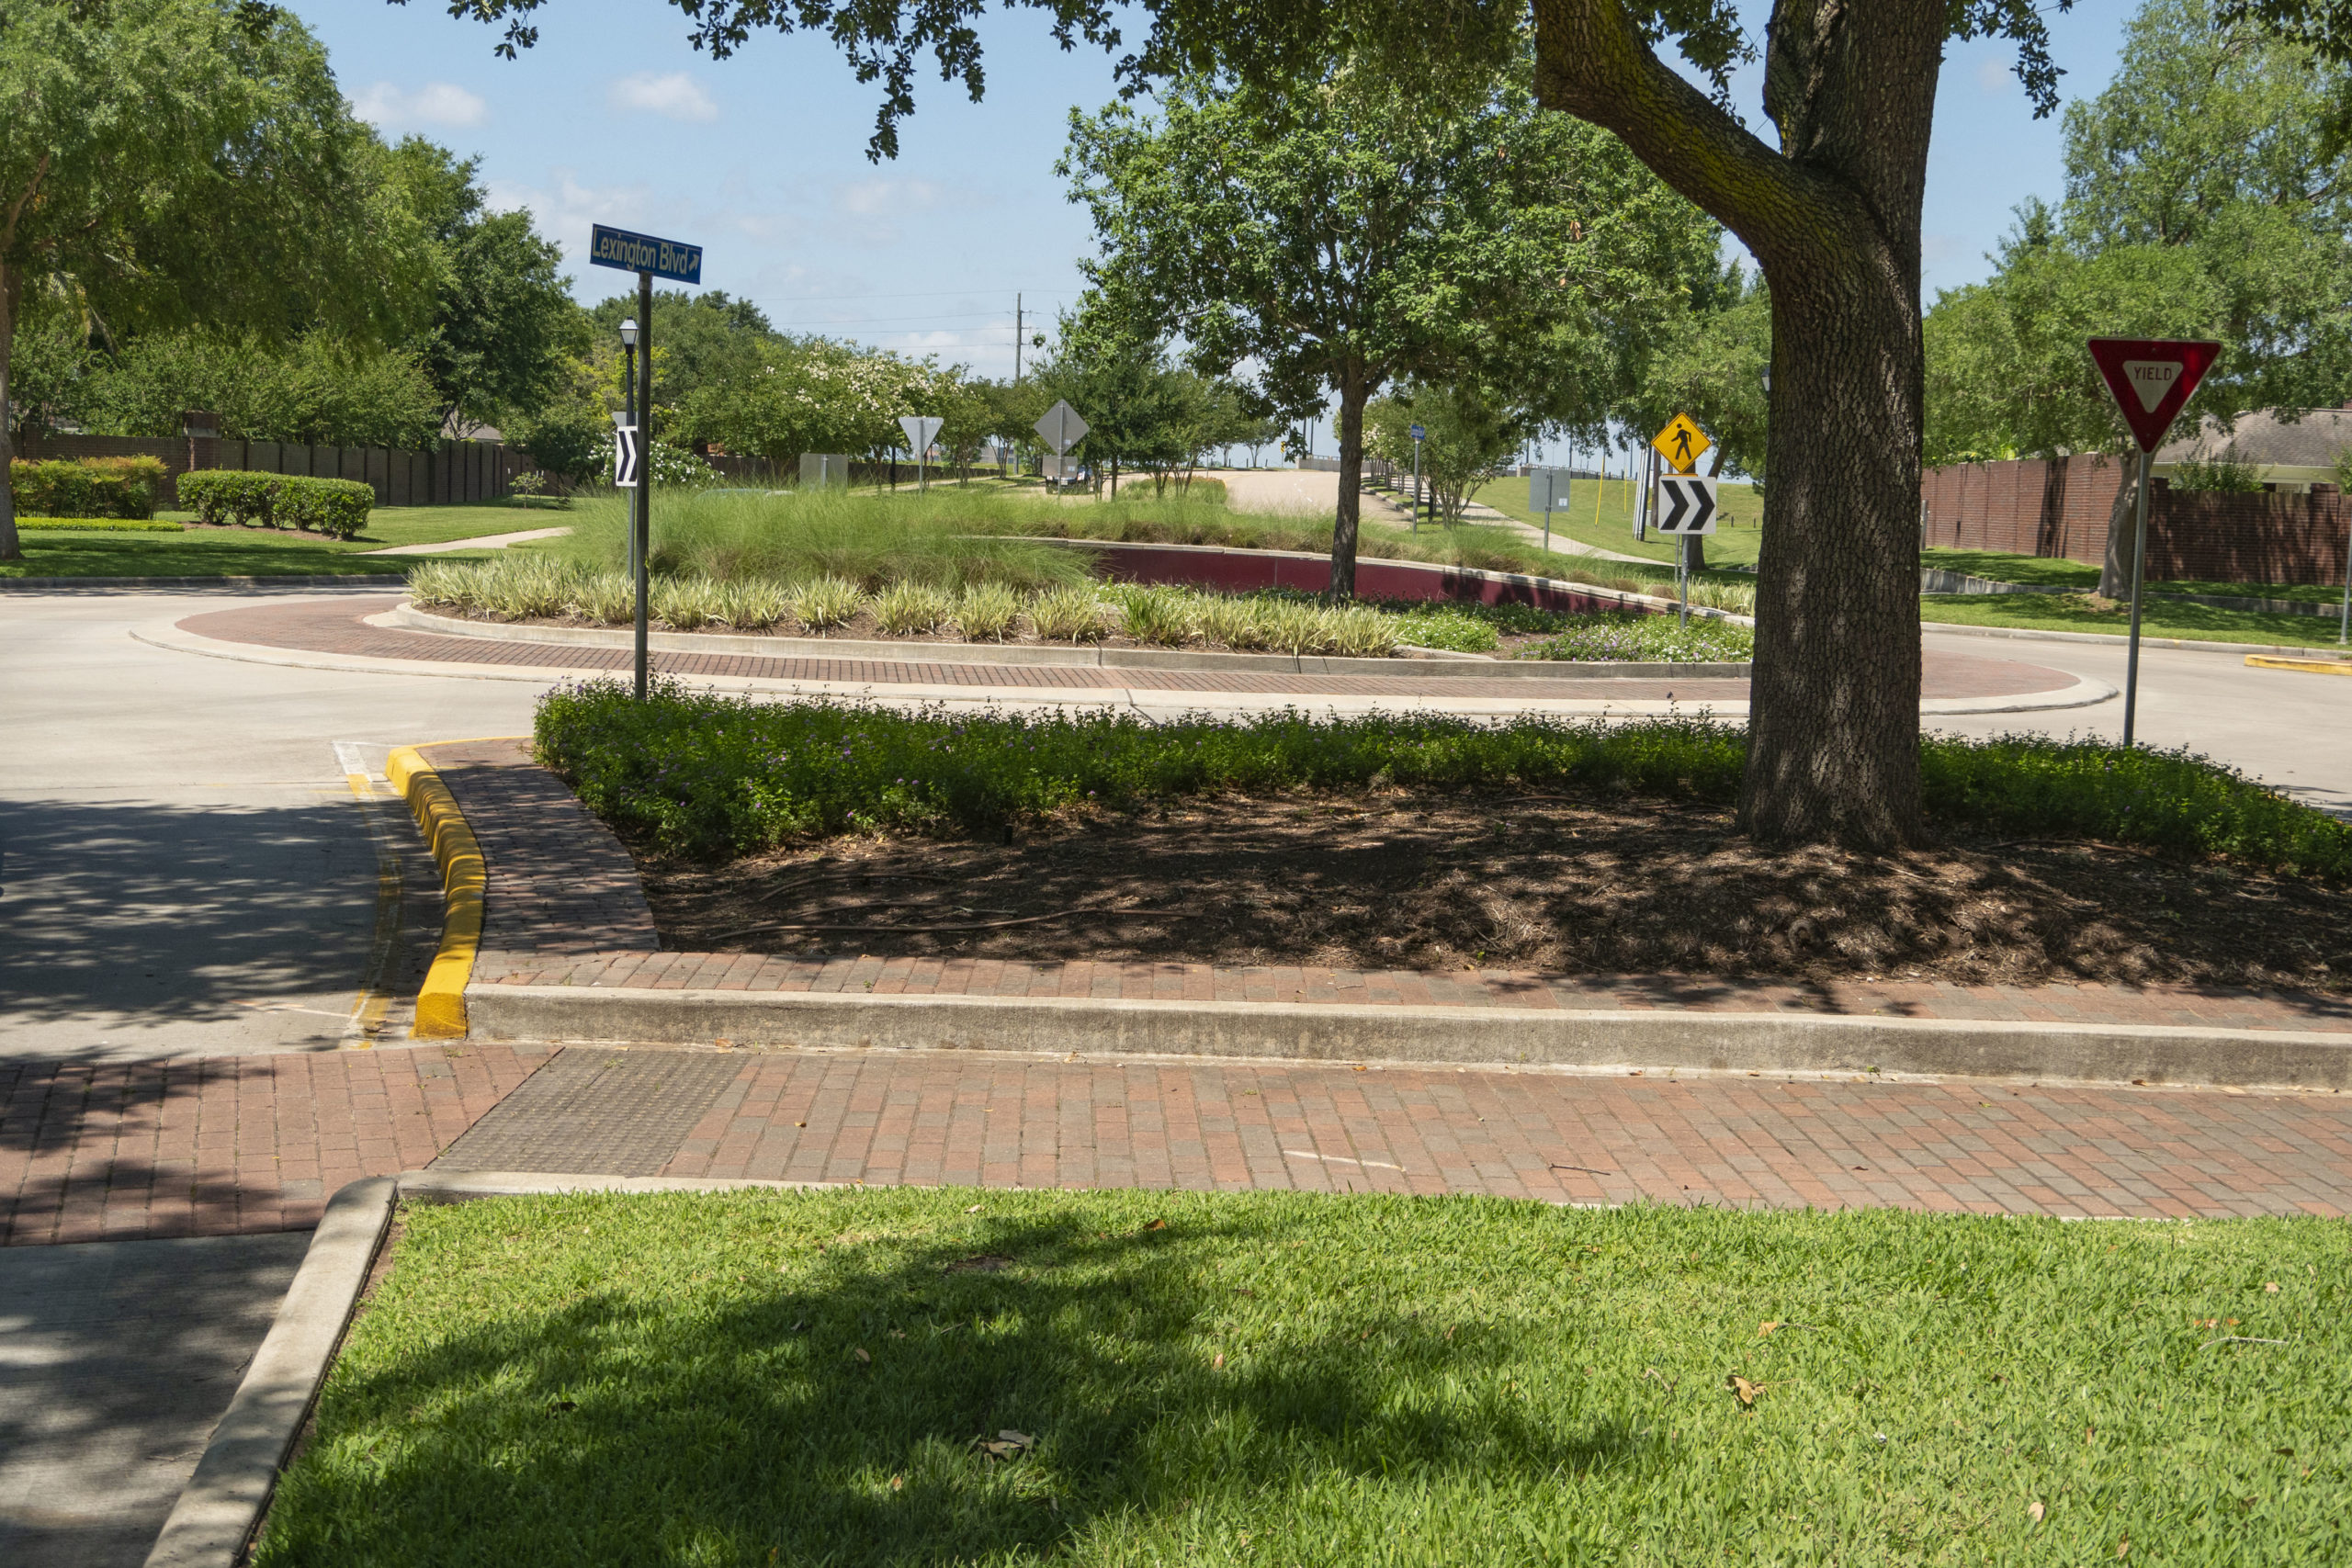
[1013,293,1023,384]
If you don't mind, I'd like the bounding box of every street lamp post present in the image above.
[618,318,639,582]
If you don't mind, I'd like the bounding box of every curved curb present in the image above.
[1923,618,2347,658]
[2,572,409,592]
[387,746,489,1039]
[140,1177,396,1568]
[2247,653,2352,677]
[385,599,1755,682]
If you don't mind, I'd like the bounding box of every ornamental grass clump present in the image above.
[651,575,728,630]
[718,579,789,629]
[1519,613,1753,663]
[872,581,955,636]
[1029,585,1110,642]
[790,576,864,633]
[1116,585,1200,647]
[956,581,1021,640]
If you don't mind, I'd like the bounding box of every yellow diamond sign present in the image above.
[1652,412,1710,475]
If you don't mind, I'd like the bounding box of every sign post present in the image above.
[591,224,704,700]
[1650,414,1714,625]
[1409,423,1425,532]
[899,415,944,496]
[2086,337,2221,745]
[1652,473,1719,627]
[1530,467,1576,555]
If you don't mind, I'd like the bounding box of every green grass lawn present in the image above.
[1919,592,2352,649]
[253,1187,2349,1567]
[1922,548,2352,607]
[2,502,562,577]
[1469,475,1766,572]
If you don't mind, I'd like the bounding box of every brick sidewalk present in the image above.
[0,1044,552,1246]
[172,595,2081,702]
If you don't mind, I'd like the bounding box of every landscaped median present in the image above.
[231,1179,2348,1564]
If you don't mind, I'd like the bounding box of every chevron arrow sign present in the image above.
[1654,475,1717,536]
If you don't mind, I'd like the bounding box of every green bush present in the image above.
[176,470,372,538]
[8,456,164,518]
[537,682,2352,881]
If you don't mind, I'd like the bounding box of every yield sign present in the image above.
[2087,338,2221,453]
[899,414,944,454]
[1654,475,1718,536]
[1651,412,1710,474]
[1035,399,1089,455]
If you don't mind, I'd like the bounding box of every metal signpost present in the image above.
[899,414,944,495]
[591,223,705,700]
[1529,466,1575,555]
[1035,400,1088,486]
[1409,423,1426,532]
[2086,336,2222,746]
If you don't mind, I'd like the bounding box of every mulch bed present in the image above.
[631,789,2352,991]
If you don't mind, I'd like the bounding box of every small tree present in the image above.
[1367,384,1521,525]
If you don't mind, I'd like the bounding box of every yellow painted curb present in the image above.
[388,744,490,1039]
[2245,654,2352,676]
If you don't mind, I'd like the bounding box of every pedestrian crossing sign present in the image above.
[1651,413,1710,475]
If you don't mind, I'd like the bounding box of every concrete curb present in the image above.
[2248,653,2352,677]
[464,985,2352,1092]
[140,1177,397,1568]
[1922,617,2350,659]
[1,573,410,592]
[387,600,1754,682]
[387,746,485,1039]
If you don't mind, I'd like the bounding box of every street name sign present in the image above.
[611,414,641,490]
[1651,412,1710,474]
[2086,337,2221,452]
[899,414,944,454]
[1035,400,1089,455]
[1409,423,1426,442]
[1654,474,1718,535]
[589,224,704,285]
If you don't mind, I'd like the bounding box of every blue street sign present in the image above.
[1409,423,1426,442]
[589,224,704,285]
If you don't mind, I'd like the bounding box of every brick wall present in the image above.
[1922,455,2352,585]
[20,433,526,509]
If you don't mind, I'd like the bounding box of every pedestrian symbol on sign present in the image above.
[1650,413,1710,475]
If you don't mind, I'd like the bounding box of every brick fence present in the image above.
[1921,454,2352,584]
[22,432,526,510]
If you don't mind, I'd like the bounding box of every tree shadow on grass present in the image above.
[255,1201,1667,1566]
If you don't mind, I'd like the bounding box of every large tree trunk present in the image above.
[0,265,20,561]
[1535,1,1939,850]
[1329,376,1367,599]
[2096,452,2143,600]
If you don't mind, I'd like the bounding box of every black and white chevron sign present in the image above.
[612,422,642,490]
[1654,475,1718,535]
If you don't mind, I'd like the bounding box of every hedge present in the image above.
[177,471,374,539]
[8,457,165,519]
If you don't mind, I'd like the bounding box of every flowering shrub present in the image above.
[536,682,2352,880]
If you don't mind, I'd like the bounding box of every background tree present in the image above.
[2,0,433,558]
[82,330,445,448]
[385,137,583,436]
[1366,381,1522,525]
[591,289,790,446]
[1060,58,1713,596]
[1925,0,2352,592]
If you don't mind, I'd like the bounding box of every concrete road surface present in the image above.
[0,1232,310,1568]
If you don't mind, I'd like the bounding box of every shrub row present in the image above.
[8,457,165,519]
[176,471,374,538]
[536,682,2352,881]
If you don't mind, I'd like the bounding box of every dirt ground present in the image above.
[634,789,2352,991]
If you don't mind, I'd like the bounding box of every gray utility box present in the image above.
[798,453,852,488]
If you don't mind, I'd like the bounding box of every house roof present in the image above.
[2156,407,2352,468]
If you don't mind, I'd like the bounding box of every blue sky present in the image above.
[310,0,2143,445]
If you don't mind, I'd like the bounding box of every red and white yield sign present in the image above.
[2086,337,2222,453]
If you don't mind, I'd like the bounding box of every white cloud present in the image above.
[833,179,944,218]
[608,72,719,123]
[349,81,489,130]
[1975,56,2014,96]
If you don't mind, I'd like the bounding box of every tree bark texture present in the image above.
[1329,372,1367,599]
[0,264,19,561]
[2097,452,2142,600]
[1532,0,1939,849]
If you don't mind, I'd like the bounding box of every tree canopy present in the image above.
[0,0,434,553]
